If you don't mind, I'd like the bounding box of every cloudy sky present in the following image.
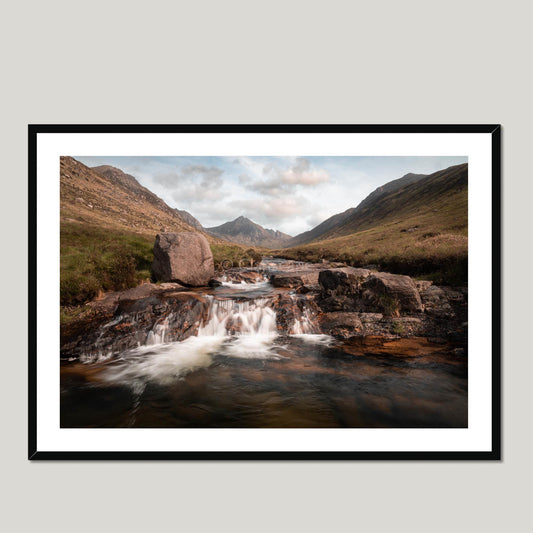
[75,156,467,236]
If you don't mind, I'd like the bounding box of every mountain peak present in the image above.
[207,217,291,248]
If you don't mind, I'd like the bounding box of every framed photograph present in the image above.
[29,124,501,460]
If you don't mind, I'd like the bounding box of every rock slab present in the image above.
[362,272,423,314]
[152,232,214,286]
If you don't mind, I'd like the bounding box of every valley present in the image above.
[59,156,468,429]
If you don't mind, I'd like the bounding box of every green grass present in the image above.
[61,223,154,306]
[61,223,267,307]
[274,210,468,286]
[211,243,264,269]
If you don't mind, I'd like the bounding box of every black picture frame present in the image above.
[28,124,501,460]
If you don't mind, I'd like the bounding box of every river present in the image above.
[60,259,467,428]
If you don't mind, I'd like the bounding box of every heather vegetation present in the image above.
[60,223,153,307]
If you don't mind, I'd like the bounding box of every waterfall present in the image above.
[146,314,173,345]
[77,268,333,371]
[290,303,320,335]
[88,270,334,387]
[198,297,277,338]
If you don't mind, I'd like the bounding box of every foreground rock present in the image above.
[316,267,466,341]
[61,283,209,360]
[223,269,265,283]
[270,269,322,288]
[152,232,214,286]
[318,267,422,315]
[362,272,423,314]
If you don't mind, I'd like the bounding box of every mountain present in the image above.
[175,209,204,231]
[206,216,292,248]
[286,172,427,247]
[60,157,215,240]
[276,163,468,283]
[318,165,465,240]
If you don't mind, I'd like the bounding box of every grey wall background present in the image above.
[1,1,529,531]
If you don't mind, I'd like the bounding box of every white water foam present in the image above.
[219,279,272,291]
[98,293,332,386]
[199,297,278,338]
[100,335,223,386]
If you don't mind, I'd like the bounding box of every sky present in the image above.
[75,156,468,236]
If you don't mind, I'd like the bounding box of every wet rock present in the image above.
[319,295,358,312]
[116,282,181,302]
[342,336,458,358]
[361,272,423,314]
[358,313,384,335]
[274,293,320,334]
[152,232,214,286]
[419,285,455,318]
[61,289,209,360]
[320,312,364,339]
[275,294,301,332]
[224,270,265,283]
[158,282,187,291]
[295,283,320,294]
[270,270,321,288]
[318,267,371,295]
[87,291,121,315]
[208,279,222,287]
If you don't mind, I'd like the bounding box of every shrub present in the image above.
[378,295,401,317]
[391,320,405,335]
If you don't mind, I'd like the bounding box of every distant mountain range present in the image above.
[206,216,292,248]
[60,157,467,259]
[286,172,428,247]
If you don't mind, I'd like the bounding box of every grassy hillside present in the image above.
[60,157,218,241]
[60,222,263,308]
[61,223,154,306]
[286,172,427,247]
[320,164,467,240]
[274,164,468,285]
[60,157,255,308]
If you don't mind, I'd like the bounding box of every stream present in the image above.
[60,259,467,428]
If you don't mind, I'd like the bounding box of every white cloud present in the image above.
[281,157,329,185]
[153,165,224,204]
[237,157,330,197]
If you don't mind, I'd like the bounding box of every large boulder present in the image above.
[152,232,214,286]
[361,272,423,315]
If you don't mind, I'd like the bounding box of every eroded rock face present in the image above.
[317,268,423,316]
[61,287,209,360]
[320,312,364,339]
[318,267,371,294]
[362,272,424,314]
[152,232,214,286]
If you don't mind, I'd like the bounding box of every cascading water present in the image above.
[61,259,468,429]
[146,314,172,345]
[88,271,334,388]
[288,295,320,335]
[198,297,277,337]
